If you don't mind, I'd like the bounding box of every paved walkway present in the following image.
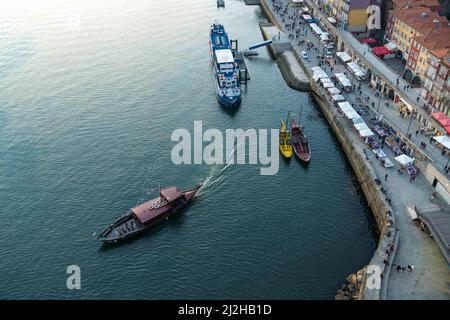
[265,0,450,299]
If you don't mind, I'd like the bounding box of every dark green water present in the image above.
[0,0,376,299]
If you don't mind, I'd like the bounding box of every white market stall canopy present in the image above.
[338,101,352,111]
[331,94,345,102]
[354,123,370,131]
[320,77,332,84]
[352,116,365,124]
[327,87,341,94]
[433,136,450,150]
[347,62,365,78]
[334,73,352,87]
[322,82,335,88]
[309,23,324,35]
[359,129,374,137]
[311,66,328,81]
[394,154,414,166]
[320,34,330,42]
[338,101,359,119]
[328,17,337,24]
[336,51,352,63]
[302,14,312,20]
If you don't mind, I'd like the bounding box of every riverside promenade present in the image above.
[260,0,450,299]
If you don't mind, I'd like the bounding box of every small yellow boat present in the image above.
[279,119,293,158]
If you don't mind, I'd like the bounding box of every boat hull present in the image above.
[280,145,293,158]
[279,119,293,158]
[217,92,242,108]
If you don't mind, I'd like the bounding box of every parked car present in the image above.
[301,51,309,59]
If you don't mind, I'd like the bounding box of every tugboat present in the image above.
[96,184,202,243]
[291,112,311,163]
[209,23,241,108]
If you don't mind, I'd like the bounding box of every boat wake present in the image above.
[196,139,240,197]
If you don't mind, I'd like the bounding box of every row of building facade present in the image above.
[384,2,449,115]
[314,0,449,115]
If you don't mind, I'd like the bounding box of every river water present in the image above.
[0,0,376,299]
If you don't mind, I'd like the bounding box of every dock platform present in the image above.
[234,51,250,82]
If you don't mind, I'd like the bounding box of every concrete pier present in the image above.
[259,23,310,91]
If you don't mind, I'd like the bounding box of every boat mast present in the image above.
[299,105,303,124]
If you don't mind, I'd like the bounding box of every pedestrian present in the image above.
[396,265,401,273]
[416,97,419,103]
[385,173,388,181]
[415,130,419,136]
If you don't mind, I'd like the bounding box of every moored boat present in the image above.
[209,23,241,108]
[279,118,293,158]
[291,118,311,163]
[96,184,202,243]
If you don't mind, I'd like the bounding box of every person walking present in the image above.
[385,173,388,182]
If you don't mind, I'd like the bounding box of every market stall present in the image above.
[327,87,341,95]
[336,51,352,63]
[372,148,394,168]
[333,73,352,92]
[331,94,345,102]
[346,62,366,80]
[433,135,450,149]
[322,82,335,89]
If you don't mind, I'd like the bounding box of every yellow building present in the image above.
[325,0,373,32]
[389,7,449,83]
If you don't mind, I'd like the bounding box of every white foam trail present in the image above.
[197,139,240,197]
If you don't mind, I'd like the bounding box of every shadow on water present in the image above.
[281,155,292,165]
[295,157,311,169]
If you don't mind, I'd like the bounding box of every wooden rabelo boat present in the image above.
[291,118,311,162]
[96,184,202,243]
